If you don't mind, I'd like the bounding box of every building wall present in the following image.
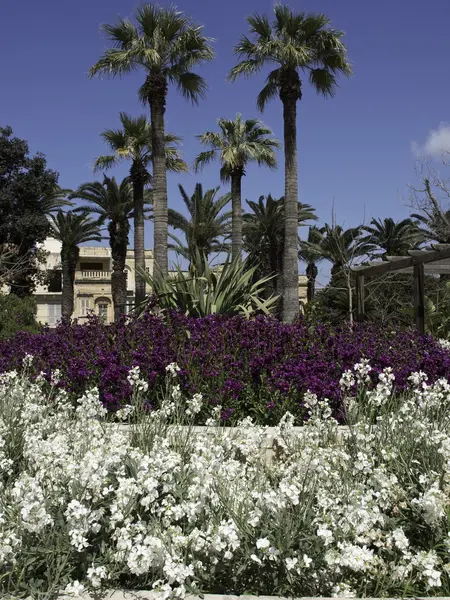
[35,238,154,326]
[34,238,309,327]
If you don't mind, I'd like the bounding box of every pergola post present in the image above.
[413,263,425,334]
[355,273,365,322]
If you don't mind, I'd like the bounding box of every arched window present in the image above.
[95,297,111,323]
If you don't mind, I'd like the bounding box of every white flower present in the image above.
[64,580,85,597]
[22,354,34,368]
[250,554,262,564]
[256,537,270,550]
[127,366,149,392]
[51,369,61,385]
[86,565,107,588]
[353,359,371,384]
[165,363,181,377]
[317,525,334,546]
[339,370,355,392]
[285,557,298,571]
[392,527,409,551]
[186,393,203,416]
[303,554,313,568]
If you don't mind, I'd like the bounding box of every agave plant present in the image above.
[137,251,277,318]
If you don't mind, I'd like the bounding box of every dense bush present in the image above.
[1,312,450,423]
[0,293,40,339]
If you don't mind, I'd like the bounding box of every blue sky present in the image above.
[1,0,450,279]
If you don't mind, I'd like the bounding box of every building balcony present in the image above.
[75,270,111,282]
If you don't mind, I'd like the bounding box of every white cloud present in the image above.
[411,122,450,158]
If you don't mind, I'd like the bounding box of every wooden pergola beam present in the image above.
[351,246,450,278]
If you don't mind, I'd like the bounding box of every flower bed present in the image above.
[1,313,450,423]
[2,362,450,598]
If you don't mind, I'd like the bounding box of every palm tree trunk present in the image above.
[132,176,146,306]
[61,246,77,321]
[281,94,299,322]
[110,220,129,321]
[149,80,168,278]
[231,171,243,262]
[306,262,318,302]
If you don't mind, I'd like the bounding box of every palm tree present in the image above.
[243,194,317,298]
[298,226,324,301]
[70,176,139,321]
[194,114,280,261]
[361,217,423,258]
[93,112,187,305]
[168,183,231,274]
[319,224,366,279]
[48,212,102,321]
[229,5,351,322]
[90,5,214,279]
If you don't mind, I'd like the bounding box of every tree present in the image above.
[407,157,450,244]
[229,5,351,321]
[0,294,40,339]
[93,112,187,305]
[315,223,368,324]
[0,126,70,295]
[243,194,317,298]
[168,183,231,274]
[48,212,102,321]
[70,176,142,321]
[361,217,423,258]
[194,114,280,261]
[90,5,214,279]
[298,226,324,301]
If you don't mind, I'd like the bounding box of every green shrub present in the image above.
[0,294,40,339]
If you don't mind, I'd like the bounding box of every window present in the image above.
[79,297,91,317]
[97,303,108,322]
[47,270,62,293]
[47,303,61,327]
[79,262,103,271]
[125,299,135,314]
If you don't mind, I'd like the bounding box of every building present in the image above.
[34,238,153,326]
[34,238,308,326]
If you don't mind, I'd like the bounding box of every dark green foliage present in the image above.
[0,127,64,295]
[168,183,231,273]
[243,195,316,298]
[361,217,424,257]
[0,294,40,339]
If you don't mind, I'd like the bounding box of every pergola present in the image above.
[351,244,450,334]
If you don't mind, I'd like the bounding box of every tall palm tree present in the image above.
[168,183,231,274]
[361,217,423,258]
[93,112,187,305]
[298,226,324,302]
[48,212,102,321]
[90,5,214,279]
[70,176,140,321]
[243,194,317,298]
[229,5,351,322]
[194,114,280,261]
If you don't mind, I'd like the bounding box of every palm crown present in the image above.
[93,113,187,179]
[361,217,423,257]
[168,183,231,264]
[70,176,135,222]
[89,4,214,103]
[229,5,352,109]
[49,211,103,249]
[318,224,366,277]
[194,114,280,179]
